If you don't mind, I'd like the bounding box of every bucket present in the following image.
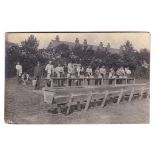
[32,79,37,86]
[43,90,55,104]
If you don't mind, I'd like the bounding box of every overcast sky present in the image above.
[7,32,150,50]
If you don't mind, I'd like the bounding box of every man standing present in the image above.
[55,64,64,78]
[95,67,101,85]
[77,65,81,77]
[116,67,125,78]
[34,61,43,89]
[125,67,131,77]
[86,65,93,77]
[45,60,53,79]
[99,65,106,78]
[67,63,73,78]
[63,63,68,77]
[15,62,22,84]
[55,64,64,86]
[86,65,93,85]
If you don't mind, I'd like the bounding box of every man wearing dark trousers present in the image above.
[34,61,43,90]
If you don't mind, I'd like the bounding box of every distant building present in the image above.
[55,35,60,42]
[106,43,111,50]
[75,38,80,45]
[98,42,104,51]
[6,41,18,49]
[47,35,121,54]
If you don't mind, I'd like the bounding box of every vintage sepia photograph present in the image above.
[5,32,150,124]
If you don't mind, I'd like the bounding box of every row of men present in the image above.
[44,61,131,79]
[15,61,131,89]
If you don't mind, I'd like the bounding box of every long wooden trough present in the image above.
[45,77,135,88]
[42,83,149,115]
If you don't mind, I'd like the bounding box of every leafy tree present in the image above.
[21,35,39,54]
[139,48,150,64]
[55,43,70,58]
[72,45,83,58]
[19,35,40,74]
[107,53,123,69]
[5,42,21,77]
[120,40,135,53]
[120,41,150,78]
[120,41,136,70]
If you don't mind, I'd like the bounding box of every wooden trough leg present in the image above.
[84,93,92,112]
[128,88,134,103]
[66,95,73,115]
[139,87,144,100]
[117,89,124,104]
[101,90,109,108]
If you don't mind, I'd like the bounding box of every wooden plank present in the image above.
[91,92,104,101]
[54,95,70,105]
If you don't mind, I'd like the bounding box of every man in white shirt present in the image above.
[125,67,131,77]
[86,66,92,77]
[16,62,22,83]
[67,63,74,78]
[99,65,106,78]
[45,60,54,79]
[55,64,64,78]
[55,64,64,86]
[116,67,125,78]
[77,64,84,77]
[108,68,115,78]
[116,67,126,84]
[86,65,93,86]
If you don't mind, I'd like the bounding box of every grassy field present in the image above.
[5,78,149,124]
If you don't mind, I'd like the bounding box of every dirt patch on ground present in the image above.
[5,78,149,124]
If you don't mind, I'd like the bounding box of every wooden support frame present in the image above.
[84,93,92,112]
[139,87,144,100]
[44,84,149,115]
[117,88,124,104]
[128,87,135,103]
[66,93,92,115]
[101,90,109,108]
[66,94,73,115]
[44,77,135,88]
